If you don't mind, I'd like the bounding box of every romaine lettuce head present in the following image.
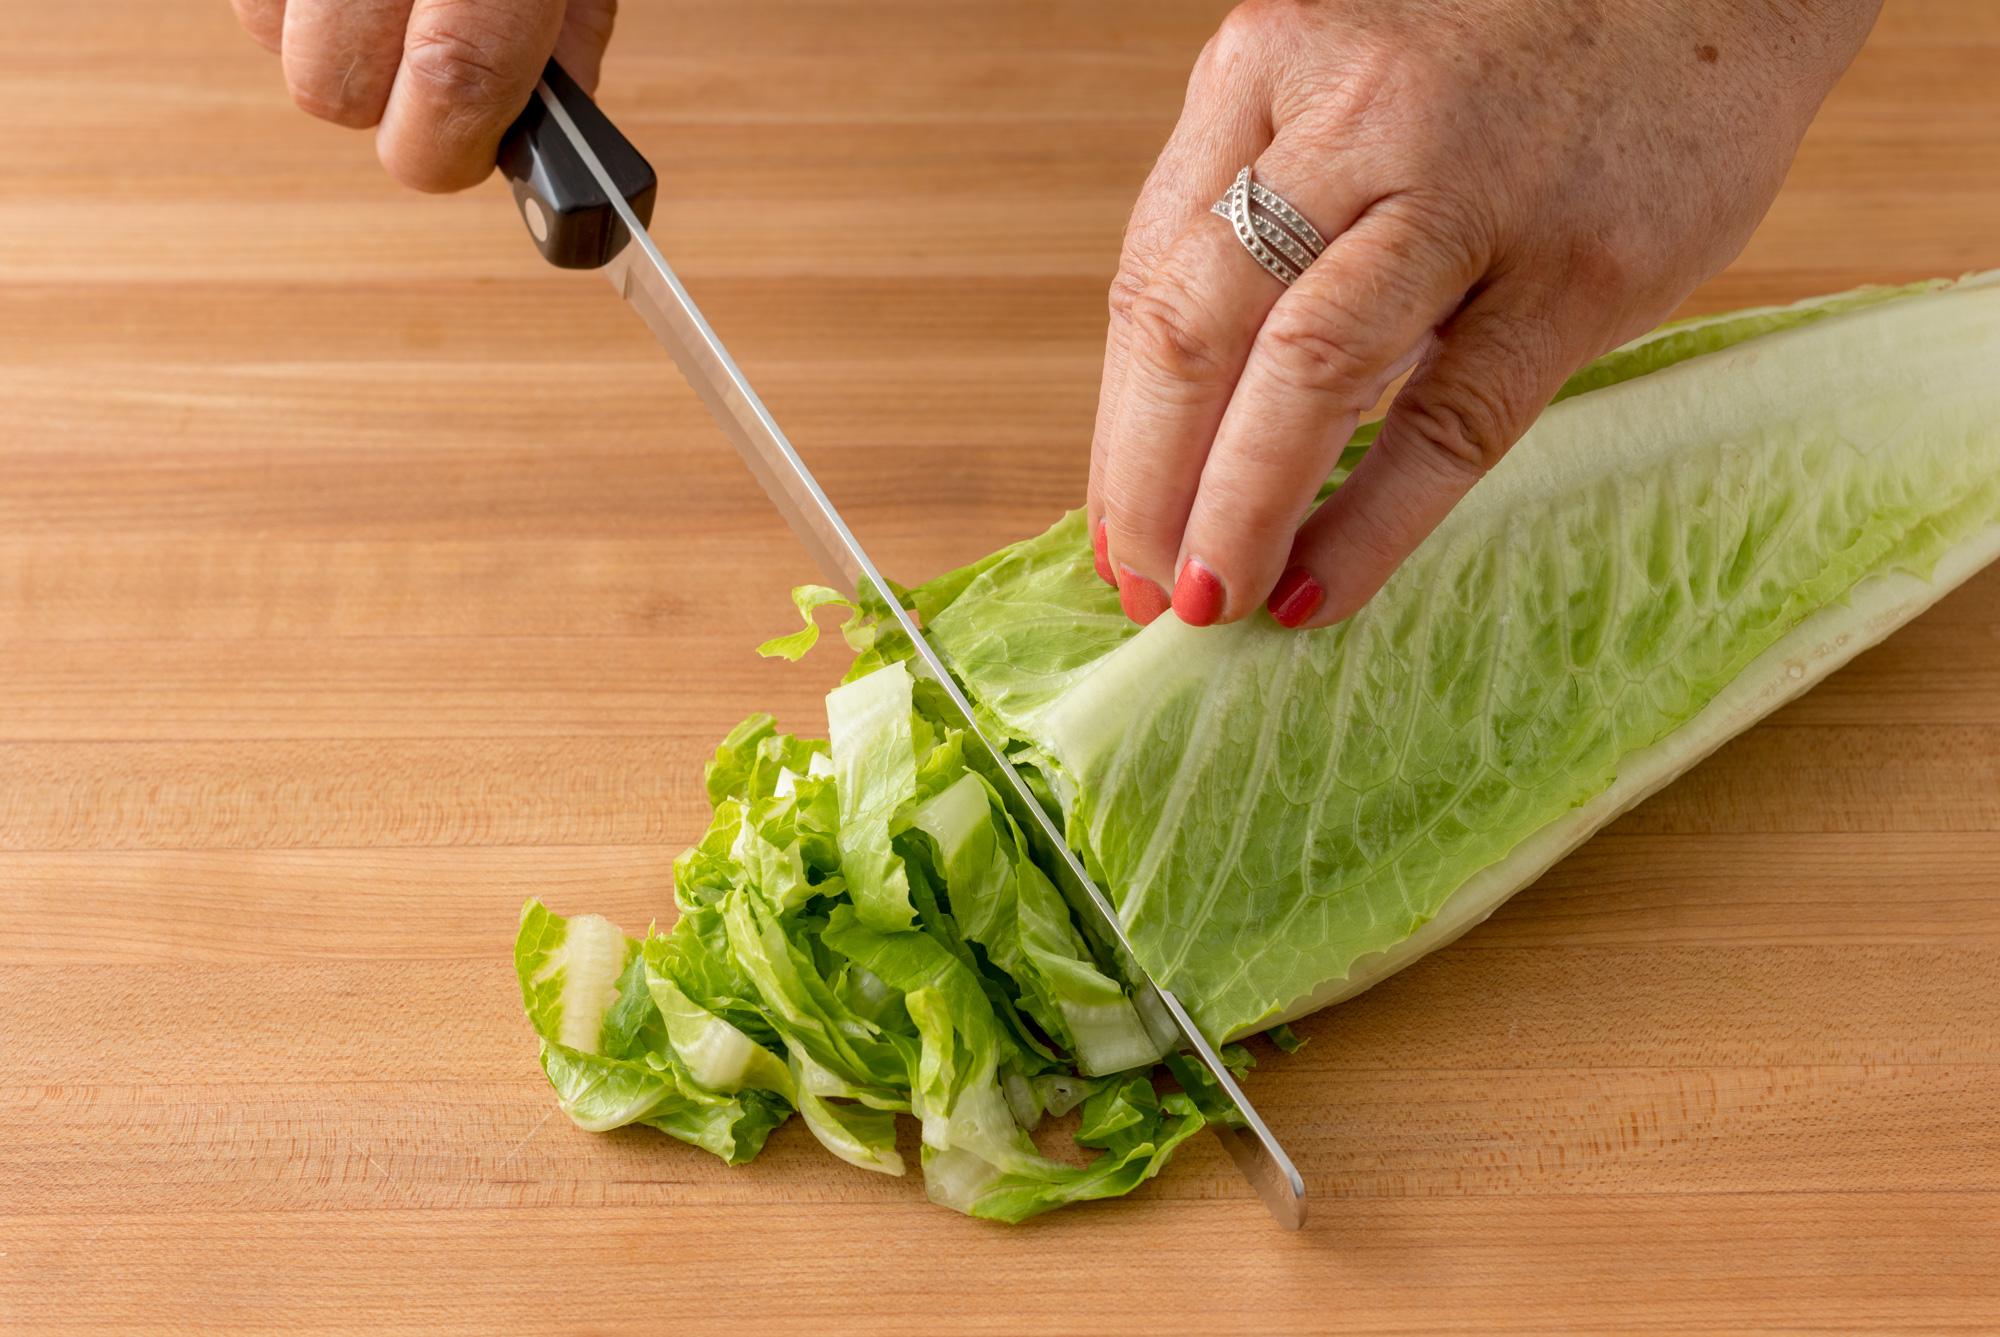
[918,271,2000,1040]
[518,272,2000,1217]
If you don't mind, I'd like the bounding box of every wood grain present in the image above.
[3,1,1998,1332]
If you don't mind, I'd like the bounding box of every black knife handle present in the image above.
[498,60,657,270]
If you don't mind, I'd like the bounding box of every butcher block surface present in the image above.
[4,2,1999,1332]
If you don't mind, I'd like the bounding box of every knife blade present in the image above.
[498,61,1305,1229]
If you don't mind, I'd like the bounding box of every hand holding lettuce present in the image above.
[520,274,2000,1219]
[1090,0,1885,632]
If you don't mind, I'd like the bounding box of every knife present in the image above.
[497,61,1306,1230]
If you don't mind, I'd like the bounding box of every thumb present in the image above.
[556,0,619,92]
[1266,283,1589,629]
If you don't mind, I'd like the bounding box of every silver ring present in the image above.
[1210,167,1327,287]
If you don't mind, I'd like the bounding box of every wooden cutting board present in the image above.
[4,2,1997,1331]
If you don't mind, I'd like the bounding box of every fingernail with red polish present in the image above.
[1267,565,1325,629]
[1092,519,1115,586]
[1117,564,1171,625]
[1172,557,1225,627]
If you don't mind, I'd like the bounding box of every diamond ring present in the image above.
[1210,166,1328,287]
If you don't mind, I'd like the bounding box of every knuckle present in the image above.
[1373,192,1485,276]
[1202,2,1278,75]
[1255,301,1386,403]
[1105,267,1149,325]
[402,16,518,109]
[1124,282,1231,384]
[1276,50,1400,132]
[1396,385,1513,476]
[1339,500,1420,577]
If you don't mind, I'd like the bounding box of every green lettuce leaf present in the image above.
[515,902,790,1160]
[909,772,1159,1075]
[790,1051,907,1175]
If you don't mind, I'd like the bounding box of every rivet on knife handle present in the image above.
[499,60,657,270]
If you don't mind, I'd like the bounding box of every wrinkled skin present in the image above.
[229,0,614,192]
[1087,0,1883,629]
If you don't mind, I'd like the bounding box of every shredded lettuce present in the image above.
[518,272,2000,1219]
[517,663,1205,1220]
